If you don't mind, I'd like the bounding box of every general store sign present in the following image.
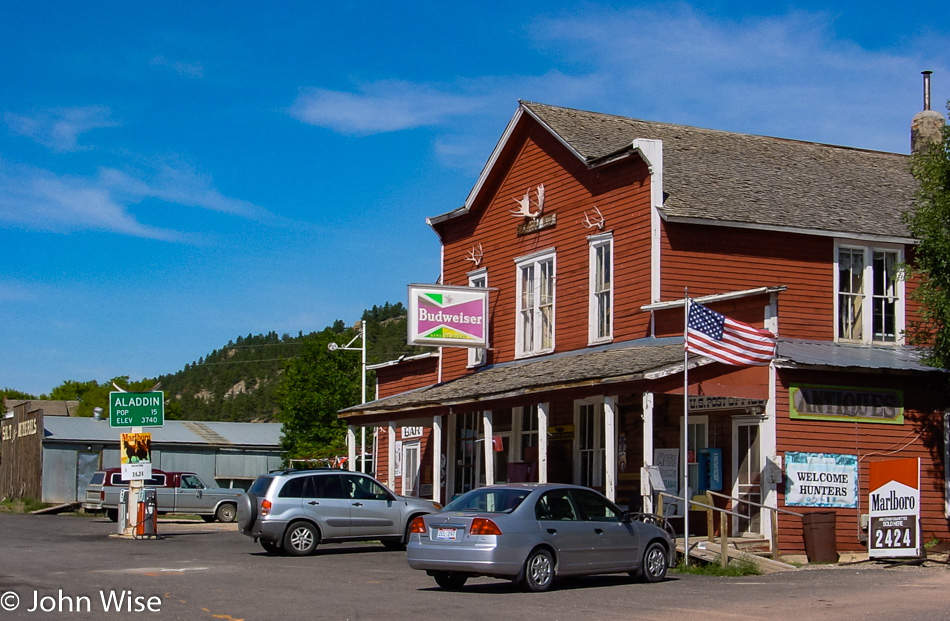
[868,458,921,558]
[785,452,858,508]
[408,285,488,348]
[789,384,903,424]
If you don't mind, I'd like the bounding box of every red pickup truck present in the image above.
[82,468,243,522]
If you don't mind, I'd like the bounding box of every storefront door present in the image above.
[732,418,762,536]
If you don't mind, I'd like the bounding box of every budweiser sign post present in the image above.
[408,285,489,348]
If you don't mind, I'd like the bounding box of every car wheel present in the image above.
[107,509,118,522]
[433,572,468,591]
[260,539,283,555]
[283,522,319,556]
[640,541,668,583]
[215,503,237,523]
[522,548,555,592]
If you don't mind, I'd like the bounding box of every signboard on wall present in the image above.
[789,384,903,424]
[785,452,858,508]
[868,458,921,558]
[120,433,153,481]
[408,284,489,348]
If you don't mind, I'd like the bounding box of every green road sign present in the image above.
[109,391,165,428]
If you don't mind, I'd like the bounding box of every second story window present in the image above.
[588,233,613,344]
[836,244,902,344]
[515,249,555,357]
[468,268,487,367]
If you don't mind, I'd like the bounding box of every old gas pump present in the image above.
[136,488,158,537]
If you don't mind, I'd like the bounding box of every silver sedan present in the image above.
[407,483,675,591]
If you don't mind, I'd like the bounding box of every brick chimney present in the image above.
[911,71,945,153]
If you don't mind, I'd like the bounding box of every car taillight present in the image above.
[100,491,105,501]
[409,516,427,534]
[470,518,502,536]
[261,499,272,516]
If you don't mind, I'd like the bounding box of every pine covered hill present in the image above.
[157,303,429,423]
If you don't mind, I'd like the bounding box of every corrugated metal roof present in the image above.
[776,339,945,373]
[43,418,283,447]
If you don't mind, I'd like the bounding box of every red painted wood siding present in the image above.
[434,118,655,382]
[374,358,439,399]
[773,369,948,554]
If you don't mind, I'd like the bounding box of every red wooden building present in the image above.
[339,100,949,557]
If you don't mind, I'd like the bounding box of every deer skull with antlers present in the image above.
[509,183,545,219]
[464,243,484,267]
[582,206,605,230]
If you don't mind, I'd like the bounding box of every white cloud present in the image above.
[0,158,271,241]
[149,55,205,79]
[3,105,117,152]
[100,162,271,220]
[529,6,950,152]
[288,80,487,134]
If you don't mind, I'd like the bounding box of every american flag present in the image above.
[686,301,776,366]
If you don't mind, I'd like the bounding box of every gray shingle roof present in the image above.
[341,337,944,419]
[521,101,915,240]
[341,338,688,417]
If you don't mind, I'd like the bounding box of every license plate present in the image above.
[436,527,458,541]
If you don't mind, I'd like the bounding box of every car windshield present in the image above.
[444,488,529,513]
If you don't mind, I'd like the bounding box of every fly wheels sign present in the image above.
[868,458,921,559]
[109,391,165,428]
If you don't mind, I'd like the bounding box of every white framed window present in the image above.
[468,268,488,367]
[512,405,540,461]
[574,399,605,488]
[515,249,555,357]
[835,242,904,344]
[588,233,613,344]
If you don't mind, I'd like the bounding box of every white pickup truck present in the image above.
[83,468,243,522]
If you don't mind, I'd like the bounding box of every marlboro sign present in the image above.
[868,458,921,558]
[408,284,489,348]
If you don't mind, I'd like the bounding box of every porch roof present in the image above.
[340,337,689,420]
[340,338,945,422]
[775,339,945,373]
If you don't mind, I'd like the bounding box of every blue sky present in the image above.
[2,1,948,396]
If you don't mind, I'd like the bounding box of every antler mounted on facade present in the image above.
[464,243,484,267]
[582,206,605,230]
[509,183,545,219]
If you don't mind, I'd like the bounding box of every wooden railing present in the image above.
[657,490,803,567]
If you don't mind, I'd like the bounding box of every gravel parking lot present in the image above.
[1,512,949,620]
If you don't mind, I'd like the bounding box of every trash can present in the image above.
[802,511,838,563]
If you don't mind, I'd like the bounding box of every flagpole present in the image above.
[683,288,690,566]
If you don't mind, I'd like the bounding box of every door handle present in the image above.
[352,502,363,507]
[594,528,604,534]
[307,501,319,505]
[546,528,557,534]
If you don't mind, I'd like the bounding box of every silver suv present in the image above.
[237,469,441,556]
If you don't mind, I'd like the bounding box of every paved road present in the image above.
[0,513,948,620]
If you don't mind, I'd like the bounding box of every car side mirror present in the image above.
[620,510,633,524]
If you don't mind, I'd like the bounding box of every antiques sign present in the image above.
[789,384,903,424]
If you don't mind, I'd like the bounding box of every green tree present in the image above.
[276,329,361,461]
[904,103,950,368]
